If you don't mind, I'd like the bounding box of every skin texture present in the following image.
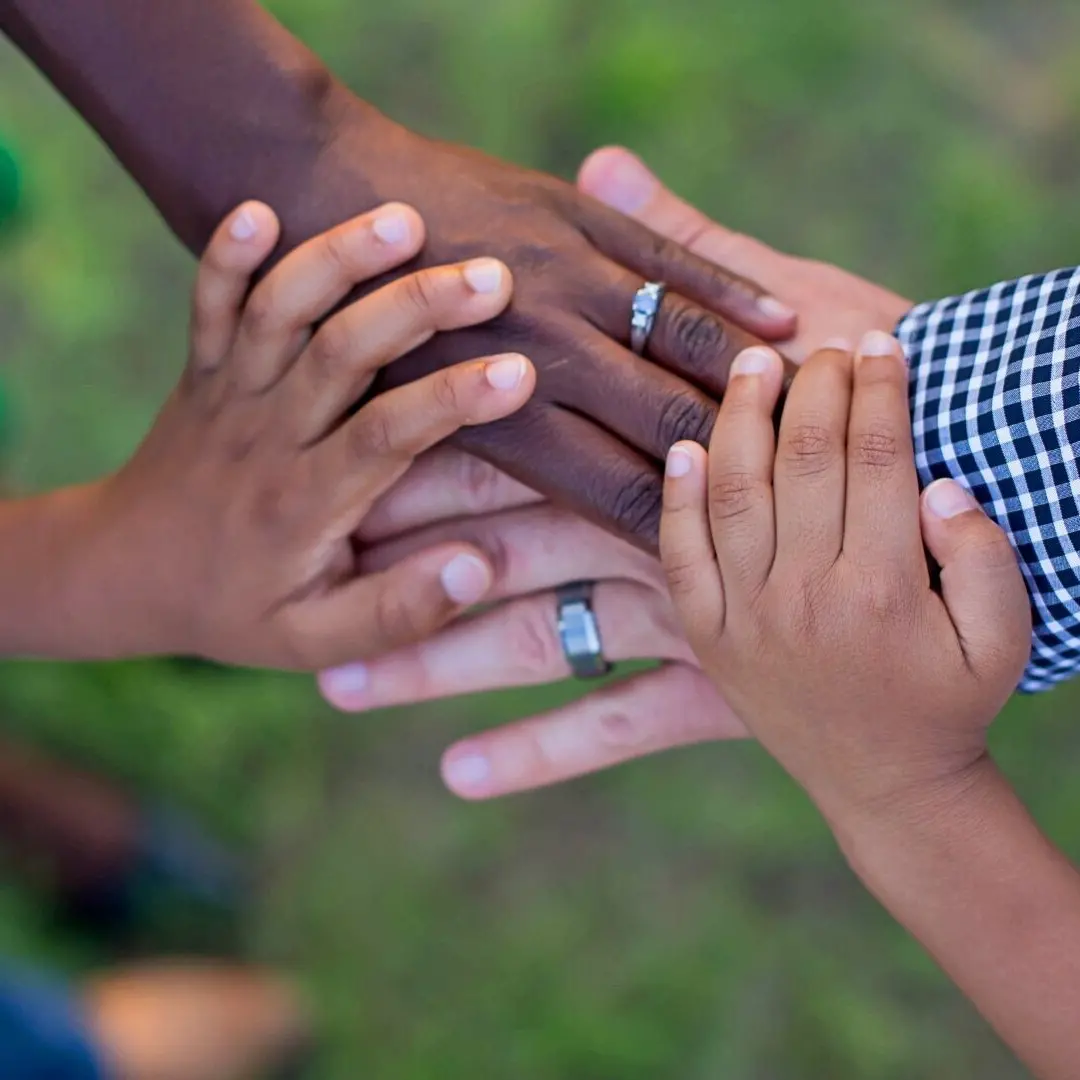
[658,336,1080,1079]
[317,150,916,797]
[0,1,800,550]
[0,202,538,666]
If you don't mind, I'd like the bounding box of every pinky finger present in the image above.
[283,543,494,669]
[660,441,725,636]
[188,202,281,374]
[440,664,748,800]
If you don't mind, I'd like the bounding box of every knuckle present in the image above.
[459,454,508,514]
[320,227,356,278]
[242,283,285,342]
[248,477,303,537]
[655,391,716,450]
[372,580,428,648]
[429,368,466,419]
[307,317,353,384]
[708,470,762,522]
[852,427,900,473]
[349,403,398,461]
[507,602,564,676]
[608,471,664,545]
[956,526,1018,571]
[399,268,444,321]
[662,548,702,596]
[780,422,837,478]
[666,302,728,369]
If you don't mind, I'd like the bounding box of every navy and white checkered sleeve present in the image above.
[896,267,1080,692]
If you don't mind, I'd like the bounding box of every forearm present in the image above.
[0,483,122,657]
[0,0,384,252]
[834,761,1080,1079]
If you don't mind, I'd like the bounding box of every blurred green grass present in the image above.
[1,1,1080,1076]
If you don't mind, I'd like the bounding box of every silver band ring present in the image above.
[556,582,612,679]
[630,281,666,356]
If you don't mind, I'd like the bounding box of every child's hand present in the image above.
[659,331,1031,821]
[78,201,535,668]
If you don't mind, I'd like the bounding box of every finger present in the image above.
[318,578,693,713]
[577,262,795,399]
[188,202,280,375]
[921,479,1031,681]
[539,322,719,458]
[284,543,493,670]
[578,146,781,292]
[232,203,426,392]
[773,340,854,570]
[281,258,515,444]
[842,331,923,571]
[355,503,662,603]
[660,441,724,635]
[576,182,796,341]
[357,447,542,545]
[705,347,784,598]
[438,665,748,800]
[309,353,535,526]
[452,404,667,552]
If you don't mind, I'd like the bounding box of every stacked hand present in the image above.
[303,114,804,547]
[16,202,538,666]
[318,149,917,798]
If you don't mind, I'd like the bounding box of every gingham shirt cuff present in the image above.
[896,266,1080,693]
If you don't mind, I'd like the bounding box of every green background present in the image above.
[2,1,1080,1076]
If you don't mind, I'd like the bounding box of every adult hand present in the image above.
[4,1,797,552]
[308,110,799,548]
[318,447,747,798]
[577,146,913,360]
[318,148,921,799]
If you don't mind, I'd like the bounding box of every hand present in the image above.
[303,107,800,548]
[70,201,536,667]
[577,147,913,361]
[317,447,747,799]
[659,332,1030,820]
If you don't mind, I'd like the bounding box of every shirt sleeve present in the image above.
[896,266,1080,692]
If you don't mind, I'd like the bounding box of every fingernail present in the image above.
[859,330,905,362]
[372,207,411,245]
[730,346,777,377]
[485,354,527,391]
[463,258,506,294]
[320,663,368,699]
[925,478,979,520]
[229,207,259,242]
[821,337,854,352]
[600,152,657,214]
[440,553,491,605]
[756,296,797,322]
[444,752,491,791]
[666,444,694,478]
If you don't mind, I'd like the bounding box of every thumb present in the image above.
[920,479,1031,678]
[577,146,734,251]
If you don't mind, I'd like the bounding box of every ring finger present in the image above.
[582,263,798,398]
[317,579,694,713]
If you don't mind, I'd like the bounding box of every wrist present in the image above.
[827,753,1005,887]
[0,482,127,657]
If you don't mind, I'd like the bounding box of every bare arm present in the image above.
[836,763,1080,1079]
